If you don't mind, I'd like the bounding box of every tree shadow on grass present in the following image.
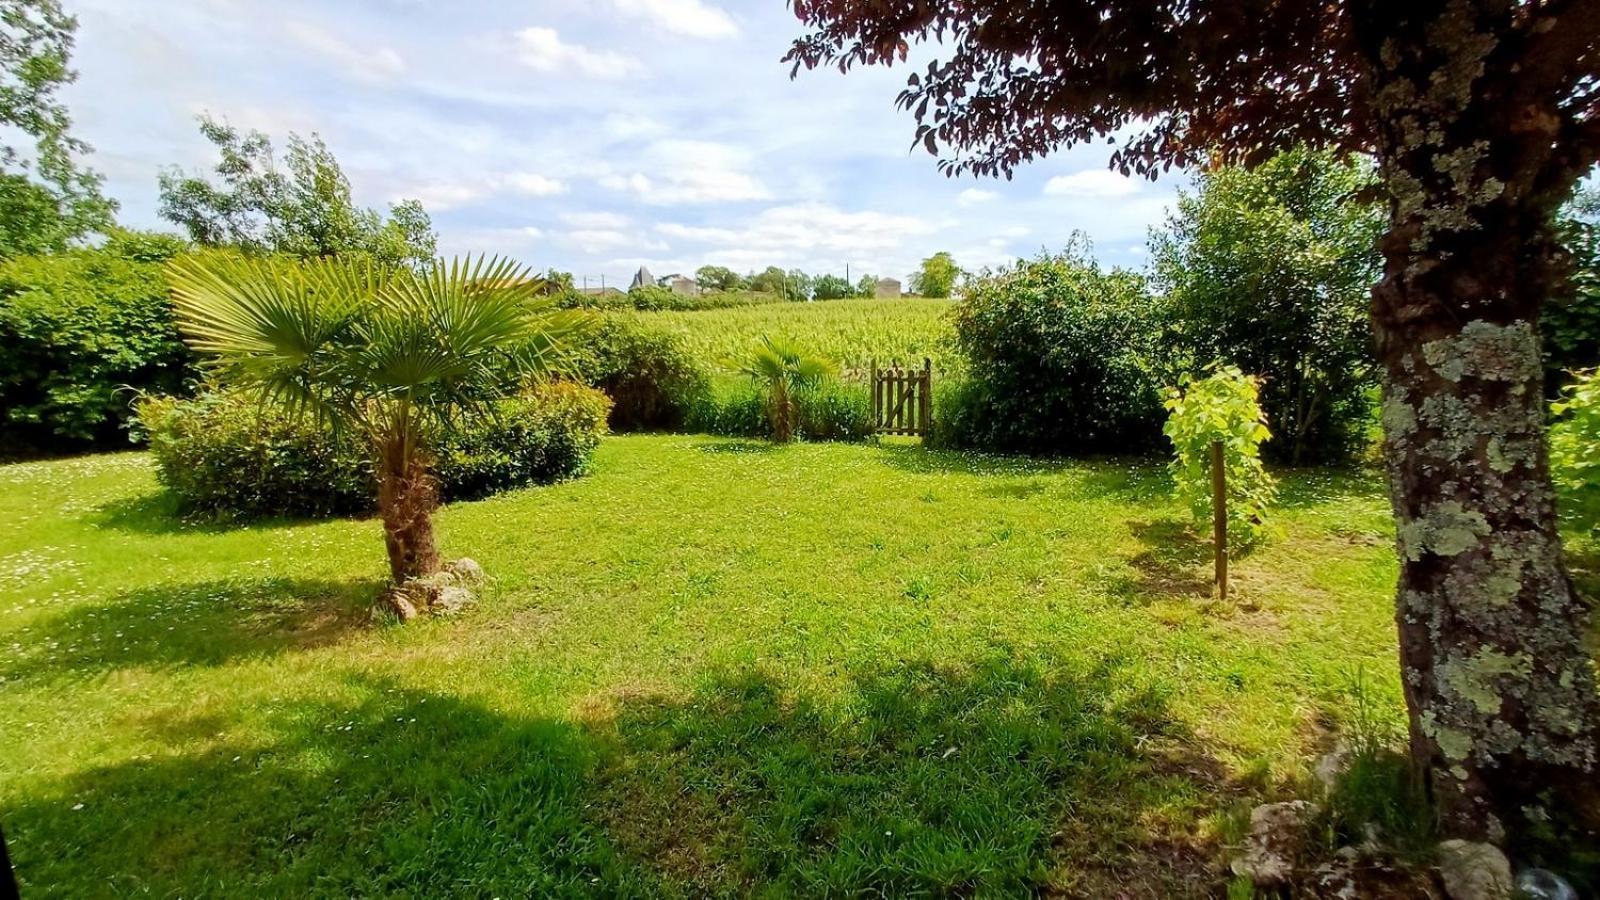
[1273,467,1384,510]
[586,651,1230,897]
[1116,518,1215,600]
[87,491,359,536]
[7,653,1239,897]
[5,679,663,897]
[0,576,380,683]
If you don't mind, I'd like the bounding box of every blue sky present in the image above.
[62,0,1187,286]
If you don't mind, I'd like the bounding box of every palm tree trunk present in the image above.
[376,431,441,584]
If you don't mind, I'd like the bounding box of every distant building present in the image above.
[669,276,699,296]
[577,286,624,297]
[629,266,656,291]
[874,277,902,299]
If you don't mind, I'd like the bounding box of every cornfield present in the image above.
[627,298,958,377]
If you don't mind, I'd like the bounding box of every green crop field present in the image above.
[0,435,1407,897]
[629,298,959,374]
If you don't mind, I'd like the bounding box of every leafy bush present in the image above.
[0,231,198,450]
[136,392,373,519]
[137,382,609,520]
[566,317,710,431]
[1149,147,1381,464]
[433,381,611,501]
[1545,187,1600,383]
[944,247,1166,454]
[1163,366,1277,548]
[1550,368,1600,532]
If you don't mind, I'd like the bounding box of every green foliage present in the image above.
[1550,367,1600,532]
[694,264,744,292]
[624,283,680,310]
[0,230,196,448]
[726,336,838,442]
[811,273,857,300]
[1163,366,1277,549]
[432,381,611,501]
[1150,147,1380,464]
[1316,669,1433,863]
[135,391,372,519]
[566,316,709,431]
[945,245,1165,454]
[910,251,960,298]
[136,382,609,519]
[167,253,580,442]
[158,116,437,269]
[0,0,115,257]
[746,266,810,300]
[1545,187,1600,380]
[688,377,874,443]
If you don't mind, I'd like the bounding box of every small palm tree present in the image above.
[728,336,837,443]
[167,253,583,591]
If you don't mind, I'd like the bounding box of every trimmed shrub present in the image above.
[137,382,609,520]
[435,381,611,501]
[567,317,710,431]
[136,392,372,519]
[0,231,198,451]
[943,247,1167,454]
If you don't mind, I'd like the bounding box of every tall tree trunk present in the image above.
[376,433,440,584]
[1351,0,1600,847]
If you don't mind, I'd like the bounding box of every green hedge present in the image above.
[566,317,710,431]
[137,382,609,520]
[0,231,198,451]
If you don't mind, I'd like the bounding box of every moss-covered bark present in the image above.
[1351,0,1600,847]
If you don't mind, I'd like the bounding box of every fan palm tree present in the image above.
[728,336,837,443]
[167,253,584,588]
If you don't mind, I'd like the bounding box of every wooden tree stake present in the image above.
[1211,440,1227,599]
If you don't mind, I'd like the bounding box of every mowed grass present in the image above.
[0,436,1404,897]
[630,297,958,374]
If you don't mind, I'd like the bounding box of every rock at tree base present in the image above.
[378,559,483,620]
[1437,840,1511,900]
[1231,800,1315,887]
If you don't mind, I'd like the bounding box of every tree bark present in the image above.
[376,433,441,584]
[1350,0,1600,848]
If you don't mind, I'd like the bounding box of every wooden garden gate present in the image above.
[871,359,932,437]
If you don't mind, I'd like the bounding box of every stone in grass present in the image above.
[1232,800,1316,887]
[378,559,484,620]
[1437,840,1512,900]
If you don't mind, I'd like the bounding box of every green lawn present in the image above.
[0,435,1403,897]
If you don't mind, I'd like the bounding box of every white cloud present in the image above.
[608,0,739,38]
[563,228,667,254]
[652,203,943,272]
[396,171,567,210]
[1043,169,1141,198]
[562,211,631,229]
[285,22,404,83]
[513,27,640,79]
[957,188,997,207]
[599,140,769,205]
[502,172,567,196]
